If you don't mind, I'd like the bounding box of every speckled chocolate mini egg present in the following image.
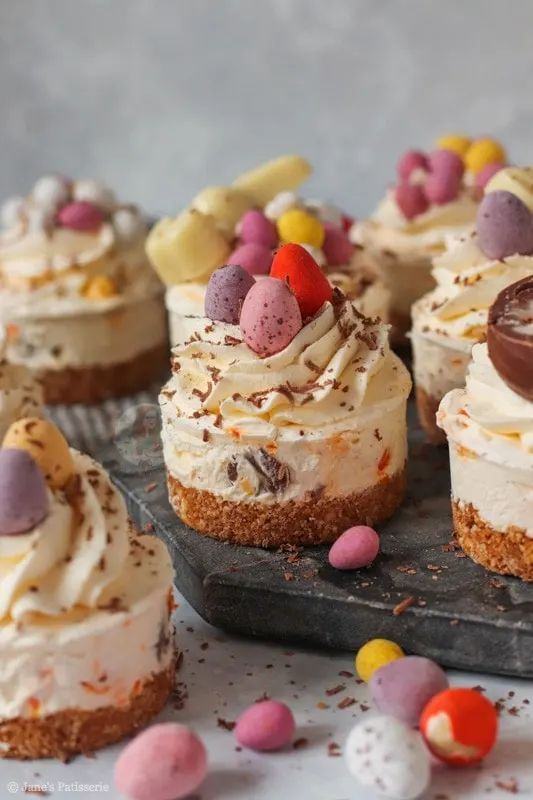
[2,418,75,490]
[477,190,533,260]
[369,656,449,728]
[239,277,302,356]
[204,264,255,324]
[0,448,49,535]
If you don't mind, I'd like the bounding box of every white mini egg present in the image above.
[33,175,70,211]
[306,199,343,226]
[264,191,300,221]
[300,243,327,267]
[112,208,147,244]
[1,197,25,228]
[73,179,116,212]
[345,715,431,800]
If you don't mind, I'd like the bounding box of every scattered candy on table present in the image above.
[114,722,207,800]
[345,714,431,800]
[239,276,302,356]
[270,243,333,318]
[420,686,498,765]
[0,448,49,535]
[328,525,380,570]
[205,264,256,324]
[369,655,449,727]
[355,638,404,683]
[234,699,295,752]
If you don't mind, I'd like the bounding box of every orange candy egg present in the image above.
[419,687,498,766]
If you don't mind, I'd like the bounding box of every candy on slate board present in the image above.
[205,264,255,324]
[277,208,325,249]
[0,449,49,535]
[464,138,506,174]
[428,148,465,179]
[238,209,278,248]
[322,223,354,266]
[240,277,302,356]
[476,190,533,260]
[420,687,498,765]
[355,638,404,683]
[397,150,429,181]
[270,243,333,318]
[234,700,295,752]
[229,241,273,276]
[423,170,461,205]
[114,723,207,800]
[345,715,431,800]
[56,201,104,231]
[369,655,449,728]
[395,183,429,220]
[328,526,380,570]
[2,418,75,490]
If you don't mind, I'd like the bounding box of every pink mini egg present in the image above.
[114,723,207,800]
[56,200,105,231]
[229,242,273,276]
[394,183,429,220]
[239,209,278,248]
[428,148,465,179]
[322,222,354,266]
[397,150,429,181]
[328,525,380,570]
[235,699,295,752]
[240,277,302,356]
[423,170,461,205]
[476,161,505,190]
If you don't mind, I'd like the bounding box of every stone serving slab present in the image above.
[71,397,533,680]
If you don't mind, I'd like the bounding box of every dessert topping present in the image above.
[420,687,498,765]
[232,154,312,207]
[270,243,333,318]
[33,175,70,212]
[435,133,472,155]
[476,190,533,260]
[277,207,325,249]
[228,241,272,275]
[428,148,465,179]
[239,276,302,356]
[73,178,116,211]
[2,417,75,489]
[57,200,105,232]
[322,221,354,266]
[328,525,380,570]
[396,149,429,181]
[191,185,254,238]
[204,264,255,324]
[237,208,278,248]
[487,275,533,400]
[83,275,118,299]
[394,183,429,220]
[476,161,505,190]
[464,137,507,174]
[423,168,462,205]
[0,448,49,535]
[485,165,533,211]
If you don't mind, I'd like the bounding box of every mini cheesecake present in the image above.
[160,246,411,548]
[0,418,174,759]
[412,166,533,443]
[438,276,533,580]
[0,176,168,404]
[354,134,507,346]
[146,155,390,347]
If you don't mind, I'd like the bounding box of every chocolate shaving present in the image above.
[244,449,291,494]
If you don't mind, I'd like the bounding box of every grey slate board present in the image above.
[91,400,533,679]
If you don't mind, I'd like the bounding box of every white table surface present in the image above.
[1,590,532,800]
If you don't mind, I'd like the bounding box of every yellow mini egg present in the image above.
[3,417,75,490]
[464,138,506,174]
[435,134,471,156]
[355,638,404,683]
[83,275,118,299]
[277,208,325,249]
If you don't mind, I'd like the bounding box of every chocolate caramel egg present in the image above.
[487,275,533,400]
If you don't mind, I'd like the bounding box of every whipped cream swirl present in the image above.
[161,296,410,442]
[0,451,171,622]
[413,233,533,342]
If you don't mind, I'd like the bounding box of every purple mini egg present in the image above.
[0,448,49,535]
[238,210,278,248]
[204,264,255,324]
[228,242,273,276]
[322,223,354,266]
[477,190,533,260]
[234,700,295,752]
[424,170,461,205]
[240,277,302,356]
[328,526,380,570]
[428,148,465,179]
[369,656,449,728]
[397,150,429,181]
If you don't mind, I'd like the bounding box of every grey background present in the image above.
[1,0,531,218]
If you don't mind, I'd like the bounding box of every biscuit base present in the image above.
[452,500,533,582]
[415,386,446,445]
[0,664,173,760]
[39,342,169,405]
[166,468,406,548]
